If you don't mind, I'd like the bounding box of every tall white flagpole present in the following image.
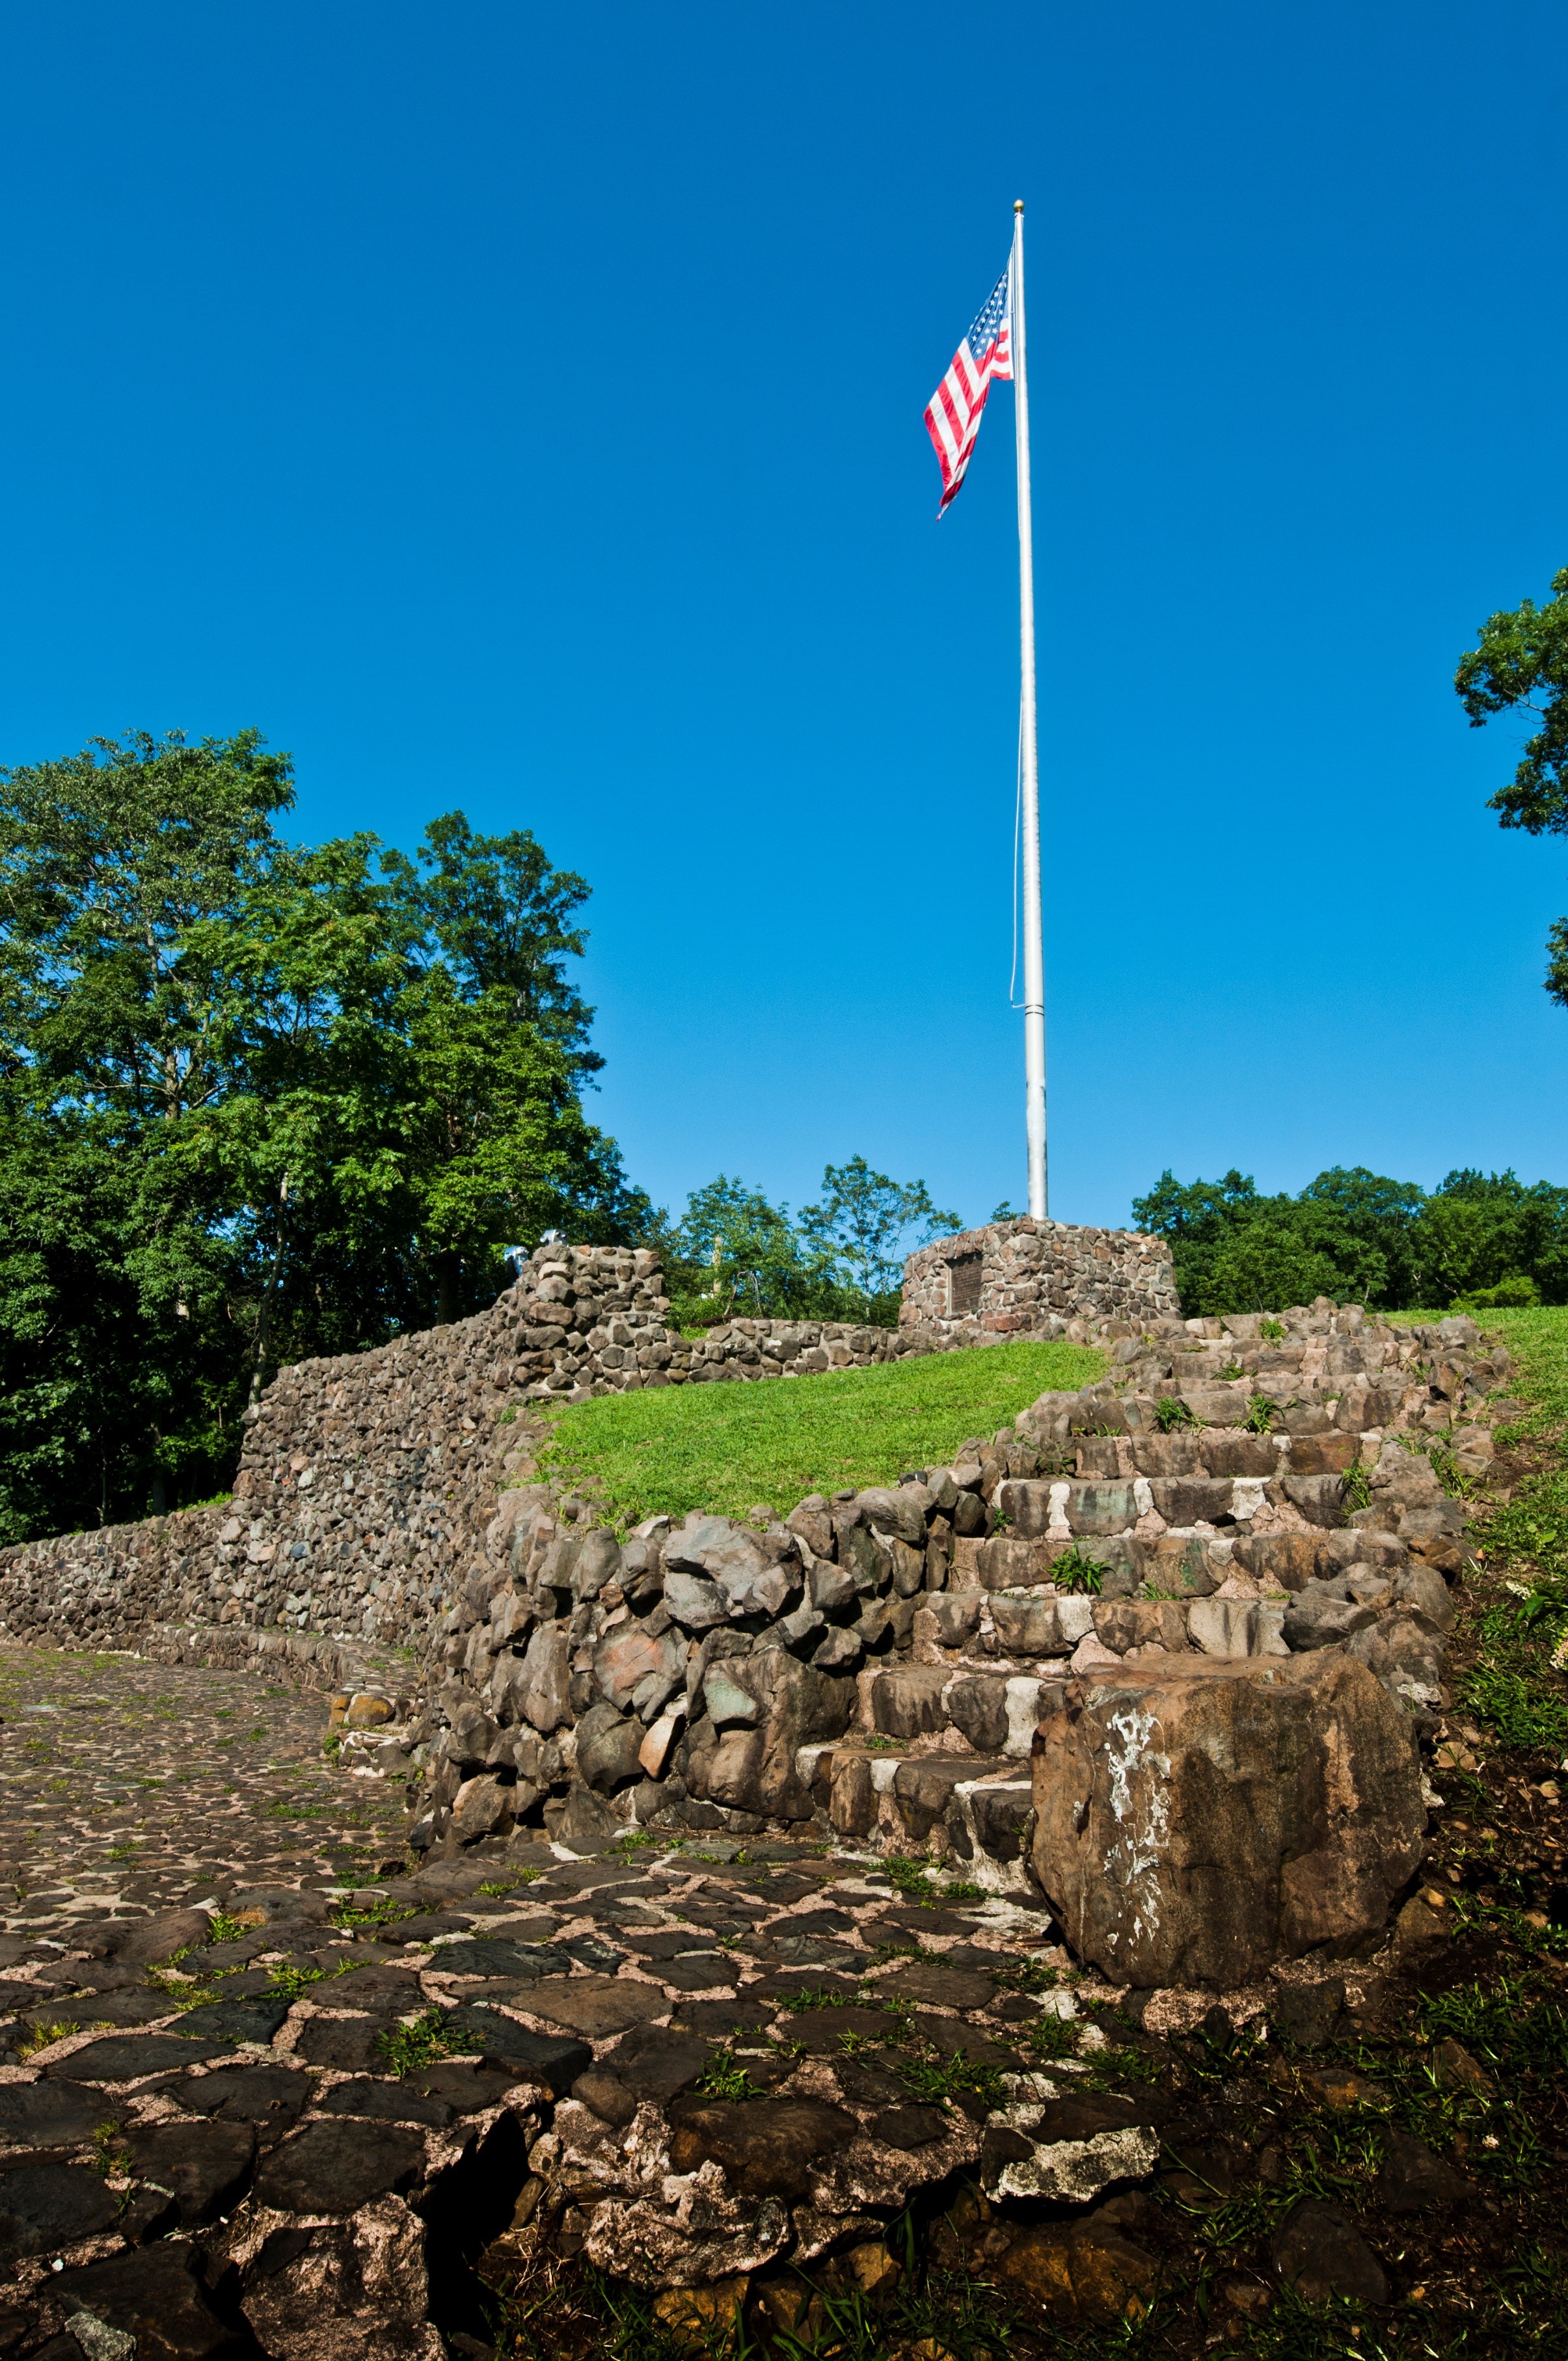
[1011,199,1048,1220]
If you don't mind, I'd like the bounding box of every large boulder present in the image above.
[1031,1654,1425,1986]
[664,1517,802,1618]
[685,1651,855,1818]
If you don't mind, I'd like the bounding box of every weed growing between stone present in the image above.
[89,2120,133,2179]
[206,1907,256,1944]
[266,1962,326,2001]
[694,2049,771,2101]
[377,2006,464,2075]
[332,1895,418,1932]
[16,2019,79,2057]
[1051,1544,1105,1595]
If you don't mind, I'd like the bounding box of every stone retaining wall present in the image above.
[900,1215,1178,1345]
[407,1301,1498,1870]
[0,1223,1105,1660]
[4,1224,1493,1904]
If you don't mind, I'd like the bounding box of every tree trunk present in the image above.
[435,1252,459,1327]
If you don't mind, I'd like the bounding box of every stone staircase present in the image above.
[794,1302,1507,1883]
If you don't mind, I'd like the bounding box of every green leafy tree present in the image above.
[1455,567,1568,1001]
[1129,1169,1260,1311]
[1410,1170,1568,1307]
[1201,1220,1349,1316]
[0,727,293,1120]
[0,1095,239,1539]
[394,810,602,1074]
[799,1156,960,1315]
[1134,1161,1568,1315]
[0,729,648,1537]
[657,1176,839,1325]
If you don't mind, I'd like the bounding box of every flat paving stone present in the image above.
[318,2077,455,2128]
[178,2062,310,2142]
[291,2014,401,2073]
[522,1975,669,2037]
[431,1938,574,1980]
[253,2118,427,2215]
[0,1645,410,1939]
[46,2033,235,2081]
[439,2008,591,2089]
[55,2232,247,2356]
[0,2162,118,2267]
[601,2025,716,2101]
[20,1989,172,2030]
[412,2060,524,2112]
[0,2083,109,2150]
[124,2120,256,2225]
[174,1997,291,2044]
[882,1958,998,2009]
[651,1954,741,1991]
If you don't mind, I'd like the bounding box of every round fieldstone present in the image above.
[869,2103,950,2148]
[666,2097,859,2199]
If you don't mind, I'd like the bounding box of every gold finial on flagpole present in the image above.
[1014,198,1024,212]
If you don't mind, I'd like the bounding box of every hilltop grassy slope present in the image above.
[534,1338,1104,1528]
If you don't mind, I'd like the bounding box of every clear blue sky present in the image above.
[3,2,1566,1235]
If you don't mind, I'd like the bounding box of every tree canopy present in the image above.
[1133,1163,1568,1317]
[652,1160,959,1331]
[0,729,647,1541]
[1456,566,1568,1003]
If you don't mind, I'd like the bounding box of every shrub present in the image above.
[1455,1275,1542,1312]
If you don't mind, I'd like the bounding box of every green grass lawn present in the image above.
[534,1338,1104,1528]
[1390,1304,1568,1757]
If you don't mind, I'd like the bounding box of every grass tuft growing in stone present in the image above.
[378,2007,464,2076]
[535,1338,1103,1527]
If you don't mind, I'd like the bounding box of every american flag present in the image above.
[923,263,1012,514]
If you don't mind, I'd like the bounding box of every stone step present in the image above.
[862,1664,1056,1753]
[1030,1383,1416,1437]
[996,1469,1352,1540]
[798,1738,1035,1880]
[1068,1428,1362,1480]
[944,1515,1431,1605]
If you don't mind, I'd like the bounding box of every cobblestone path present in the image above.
[0,1644,411,1938]
[0,1641,1113,2358]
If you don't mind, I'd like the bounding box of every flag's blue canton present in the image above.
[967,270,1009,356]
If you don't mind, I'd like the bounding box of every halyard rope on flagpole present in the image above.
[1009,701,1024,1010]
